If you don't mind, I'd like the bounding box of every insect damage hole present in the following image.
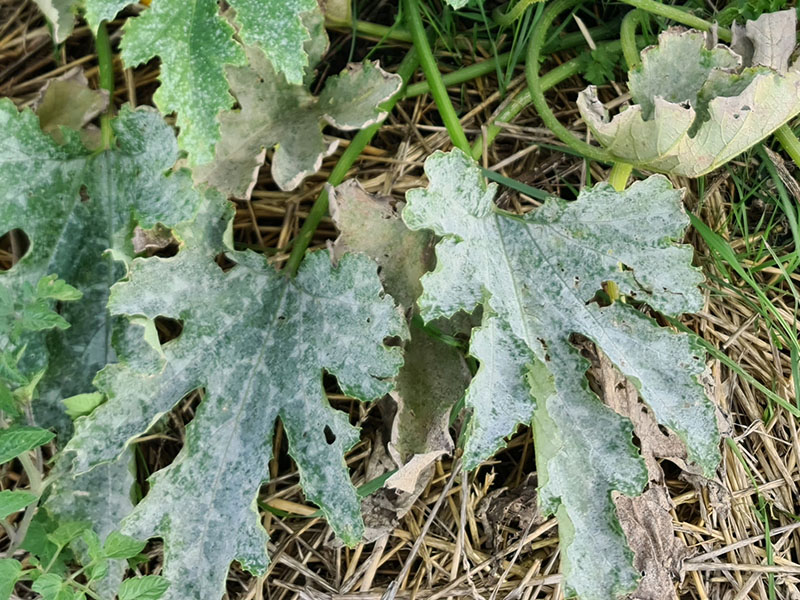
[323,425,336,445]
[0,229,30,271]
[154,316,184,345]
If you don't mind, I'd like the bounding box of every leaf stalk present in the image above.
[95,21,115,150]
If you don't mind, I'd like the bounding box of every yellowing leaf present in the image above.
[195,47,401,194]
[578,10,800,177]
[403,149,720,600]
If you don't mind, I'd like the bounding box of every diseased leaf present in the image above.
[330,181,469,536]
[578,10,800,177]
[119,0,245,165]
[194,46,401,194]
[403,149,720,600]
[82,0,133,34]
[228,0,318,85]
[32,0,76,42]
[64,198,407,600]
[33,68,108,148]
[0,101,206,599]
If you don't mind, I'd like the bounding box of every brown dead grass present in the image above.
[1,1,799,598]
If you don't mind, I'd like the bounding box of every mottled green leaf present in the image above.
[119,0,245,165]
[64,198,406,600]
[0,101,205,599]
[0,427,54,463]
[195,46,401,194]
[403,149,720,600]
[118,575,170,600]
[0,490,38,519]
[578,10,800,177]
[0,559,21,600]
[228,0,318,85]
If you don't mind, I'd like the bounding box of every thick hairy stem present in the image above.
[95,21,115,149]
[608,162,633,191]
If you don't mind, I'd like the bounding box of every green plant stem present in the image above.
[774,124,800,170]
[404,0,470,153]
[471,38,628,160]
[95,21,115,150]
[8,452,43,553]
[608,162,633,191]
[493,0,544,27]
[619,9,645,69]
[619,0,732,42]
[526,0,612,164]
[404,21,622,98]
[284,50,420,277]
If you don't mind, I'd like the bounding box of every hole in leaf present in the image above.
[383,336,403,347]
[0,229,30,271]
[657,424,671,438]
[323,426,336,445]
[79,185,90,203]
[214,253,237,272]
[153,316,184,345]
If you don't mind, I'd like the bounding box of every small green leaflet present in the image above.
[65,199,406,600]
[0,426,54,463]
[118,575,170,600]
[403,149,720,600]
[578,9,800,177]
[195,44,401,194]
[0,559,21,600]
[0,490,38,519]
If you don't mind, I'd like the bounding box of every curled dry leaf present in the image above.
[33,67,108,148]
[578,10,800,177]
[330,180,470,539]
[195,49,402,195]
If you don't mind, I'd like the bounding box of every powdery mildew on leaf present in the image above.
[32,0,77,42]
[194,44,401,194]
[119,0,245,166]
[403,149,720,600]
[0,101,208,596]
[64,199,407,600]
[578,10,800,177]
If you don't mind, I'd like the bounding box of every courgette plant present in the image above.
[2,0,797,599]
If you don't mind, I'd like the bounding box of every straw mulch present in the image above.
[2,1,799,599]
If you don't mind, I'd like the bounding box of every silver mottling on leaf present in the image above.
[65,198,407,600]
[403,149,720,600]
